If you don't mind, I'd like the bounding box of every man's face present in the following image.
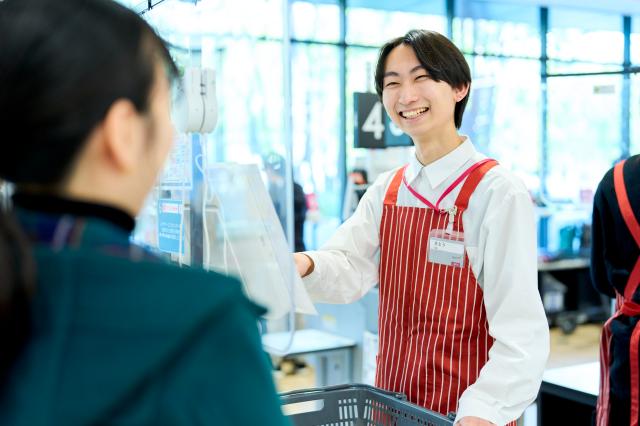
[381,44,466,140]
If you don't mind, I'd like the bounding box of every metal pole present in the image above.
[338,0,347,218]
[283,0,295,250]
[621,15,631,160]
[446,0,454,40]
[540,7,549,198]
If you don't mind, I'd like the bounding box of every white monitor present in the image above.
[204,163,316,320]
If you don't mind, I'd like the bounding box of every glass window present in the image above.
[291,44,342,236]
[632,17,640,65]
[141,0,284,39]
[630,74,640,154]
[461,56,540,188]
[204,38,285,164]
[547,61,623,75]
[345,46,379,168]
[291,1,341,42]
[546,75,623,202]
[346,1,446,47]
[547,8,623,64]
[453,1,539,58]
[114,0,151,14]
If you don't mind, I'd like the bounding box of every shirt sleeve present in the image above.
[301,173,389,304]
[455,191,550,426]
[590,175,616,298]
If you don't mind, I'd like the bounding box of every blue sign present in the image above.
[157,199,184,254]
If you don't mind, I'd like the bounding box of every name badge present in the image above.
[427,229,465,268]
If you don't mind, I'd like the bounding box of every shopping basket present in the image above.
[280,384,455,426]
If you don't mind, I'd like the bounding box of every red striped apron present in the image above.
[375,159,517,425]
[597,160,640,426]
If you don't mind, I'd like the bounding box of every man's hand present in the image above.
[456,417,496,426]
[293,252,313,277]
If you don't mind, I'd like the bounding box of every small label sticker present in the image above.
[428,230,465,268]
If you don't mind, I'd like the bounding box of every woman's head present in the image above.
[0,0,178,212]
[374,30,471,138]
[0,0,177,382]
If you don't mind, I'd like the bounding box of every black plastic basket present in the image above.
[280,384,455,426]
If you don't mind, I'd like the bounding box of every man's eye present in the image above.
[385,81,399,88]
[416,75,429,81]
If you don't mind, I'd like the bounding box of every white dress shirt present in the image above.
[302,138,550,426]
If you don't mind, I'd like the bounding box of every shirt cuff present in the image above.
[454,395,504,426]
[300,251,323,292]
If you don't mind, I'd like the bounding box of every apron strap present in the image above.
[383,165,408,206]
[612,159,640,426]
[614,160,640,300]
[631,323,640,426]
[614,160,640,247]
[453,159,499,211]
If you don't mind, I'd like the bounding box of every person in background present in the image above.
[0,1,288,425]
[264,153,307,252]
[591,156,640,426]
[293,30,549,426]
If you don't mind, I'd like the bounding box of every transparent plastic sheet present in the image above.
[201,161,316,330]
[135,136,314,355]
[195,138,316,355]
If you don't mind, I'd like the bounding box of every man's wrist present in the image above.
[301,253,315,277]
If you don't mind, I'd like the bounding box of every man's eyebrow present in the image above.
[383,65,426,78]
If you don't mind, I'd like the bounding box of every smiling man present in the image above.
[294,30,549,426]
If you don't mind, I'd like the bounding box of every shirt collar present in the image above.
[12,192,136,234]
[405,137,477,189]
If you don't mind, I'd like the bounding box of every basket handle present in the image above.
[280,384,406,401]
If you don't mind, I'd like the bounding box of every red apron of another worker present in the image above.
[597,159,640,426]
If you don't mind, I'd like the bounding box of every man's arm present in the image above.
[456,190,549,426]
[296,172,391,304]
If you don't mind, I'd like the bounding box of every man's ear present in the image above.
[101,99,145,173]
[454,83,470,103]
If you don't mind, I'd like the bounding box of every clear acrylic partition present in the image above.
[124,0,309,354]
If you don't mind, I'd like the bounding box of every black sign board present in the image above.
[354,92,412,149]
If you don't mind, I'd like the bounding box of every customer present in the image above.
[0,1,288,425]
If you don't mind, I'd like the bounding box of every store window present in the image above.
[630,74,640,155]
[209,39,285,163]
[547,8,623,65]
[453,0,539,58]
[291,43,342,247]
[633,17,640,65]
[546,74,622,202]
[141,0,283,39]
[346,0,446,47]
[461,56,541,188]
[345,46,379,167]
[291,0,341,43]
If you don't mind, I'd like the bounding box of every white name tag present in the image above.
[428,230,465,268]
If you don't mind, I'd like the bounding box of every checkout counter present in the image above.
[538,362,598,425]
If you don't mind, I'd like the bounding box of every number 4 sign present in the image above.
[354,92,412,149]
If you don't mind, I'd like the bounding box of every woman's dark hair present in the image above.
[0,0,178,380]
[374,29,471,129]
